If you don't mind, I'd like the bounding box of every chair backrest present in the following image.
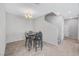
[25,32,29,38]
[35,32,42,40]
[39,32,42,36]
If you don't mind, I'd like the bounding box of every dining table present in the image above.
[25,31,43,51]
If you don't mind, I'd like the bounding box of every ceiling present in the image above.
[4,3,79,19]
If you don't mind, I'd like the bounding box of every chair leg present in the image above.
[28,43,31,51]
[28,39,32,51]
[33,40,35,48]
[38,40,40,48]
[41,40,43,50]
[25,39,27,47]
[35,40,37,52]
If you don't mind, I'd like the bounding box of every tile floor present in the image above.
[5,38,79,56]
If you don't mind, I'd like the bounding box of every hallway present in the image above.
[5,38,79,56]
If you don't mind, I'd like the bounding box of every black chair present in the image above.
[39,32,43,50]
[25,32,32,51]
[25,32,29,47]
[34,32,43,51]
[27,35,33,51]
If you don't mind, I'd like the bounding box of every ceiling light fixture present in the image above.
[25,9,32,19]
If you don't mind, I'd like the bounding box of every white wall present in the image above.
[78,18,79,40]
[33,15,64,45]
[45,15,64,44]
[64,20,69,37]
[6,13,33,43]
[64,19,78,39]
[33,16,58,45]
[54,16,64,44]
[0,4,6,56]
